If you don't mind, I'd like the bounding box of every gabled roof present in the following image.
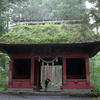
[0,20,100,57]
[0,21,100,44]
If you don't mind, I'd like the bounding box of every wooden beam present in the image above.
[13,19,81,25]
[90,44,100,57]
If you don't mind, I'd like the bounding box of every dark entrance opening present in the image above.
[66,58,86,79]
[39,58,62,92]
[12,59,31,79]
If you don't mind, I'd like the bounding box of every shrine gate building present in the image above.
[0,20,100,90]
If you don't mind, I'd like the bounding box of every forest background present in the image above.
[0,0,100,91]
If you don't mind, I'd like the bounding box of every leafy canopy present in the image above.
[89,52,100,92]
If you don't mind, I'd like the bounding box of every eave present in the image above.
[0,41,100,58]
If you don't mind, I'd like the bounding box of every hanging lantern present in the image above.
[56,58,58,62]
[42,62,44,66]
[38,58,40,62]
[52,62,54,65]
[47,63,49,66]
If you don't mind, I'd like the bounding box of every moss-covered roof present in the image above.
[0,23,100,44]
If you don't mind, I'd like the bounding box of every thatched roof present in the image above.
[0,22,100,44]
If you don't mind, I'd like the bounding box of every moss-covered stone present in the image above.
[0,23,100,44]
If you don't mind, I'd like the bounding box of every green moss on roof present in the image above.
[0,23,100,44]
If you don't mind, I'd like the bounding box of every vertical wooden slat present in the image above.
[42,66,45,84]
[52,66,55,84]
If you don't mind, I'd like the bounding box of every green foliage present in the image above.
[9,0,86,20]
[0,65,8,87]
[0,23,99,44]
[0,52,10,69]
[41,0,86,19]
[10,0,43,20]
[0,52,10,87]
[79,0,100,34]
[0,75,8,87]
[0,0,27,36]
[0,0,88,37]
[89,52,100,92]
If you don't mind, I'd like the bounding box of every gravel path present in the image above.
[0,93,94,100]
[40,84,62,92]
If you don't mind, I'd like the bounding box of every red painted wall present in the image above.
[6,52,93,89]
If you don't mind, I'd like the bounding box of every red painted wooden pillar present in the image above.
[36,64,39,90]
[30,58,35,85]
[8,59,13,85]
[86,57,90,86]
[63,57,67,86]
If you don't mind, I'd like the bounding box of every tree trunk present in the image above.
[48,66,50,79]
[97,0,100,35]
[7,16,9,33]
[46,66,48,79]
[52,66,55,84]
[98,0,100,15]
[50,66,52,82]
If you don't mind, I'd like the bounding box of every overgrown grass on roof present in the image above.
[0,23,100,44]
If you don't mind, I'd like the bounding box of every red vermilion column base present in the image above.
[5,85,37,88]
[60,83,94,89]
[5,82,37,89]
[60,86,94,89]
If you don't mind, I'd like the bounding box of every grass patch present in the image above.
[0,87,5,91]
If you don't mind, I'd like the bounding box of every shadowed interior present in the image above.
[12,59,31,79]
[66,58,86,79]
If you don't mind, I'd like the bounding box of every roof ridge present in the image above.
[13,19,81,25]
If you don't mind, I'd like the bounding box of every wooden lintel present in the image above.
[44,46,51,58]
